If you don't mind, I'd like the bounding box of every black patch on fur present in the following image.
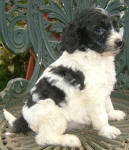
[51,66,85,90]
[61,8,114,53]
[13,114,31,134]
[28,78,65,107]
[27,93,36,108]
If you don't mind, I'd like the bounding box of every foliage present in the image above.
[0,42,29,91]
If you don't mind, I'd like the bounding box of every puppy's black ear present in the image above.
[61,22,80,53]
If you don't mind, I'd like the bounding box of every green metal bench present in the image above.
[0,0,129,149]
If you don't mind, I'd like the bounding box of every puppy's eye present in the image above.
[95,27,106,35]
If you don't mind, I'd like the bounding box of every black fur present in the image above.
[61,8,118,53]
[51,65,85,90]
[27,93,36,108]
[27,78,66,107]
[13,114,31,134]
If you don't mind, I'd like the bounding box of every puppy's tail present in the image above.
[3,109,31,134]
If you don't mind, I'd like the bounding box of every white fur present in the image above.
[96,7,108,15]
[3,109,16,127]
[32,93,40,102]
[107,28,122,48]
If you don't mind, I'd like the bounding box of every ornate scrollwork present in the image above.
[0,78,28,106]
[0,0,31,54]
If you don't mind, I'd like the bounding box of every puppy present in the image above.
[4,8,126,148]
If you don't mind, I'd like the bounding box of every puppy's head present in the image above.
[61,8,123,56]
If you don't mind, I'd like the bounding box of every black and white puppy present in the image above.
[4,8,126,148]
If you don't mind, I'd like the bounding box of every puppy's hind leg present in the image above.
[36,132,81,148]
[35,120,81,148]
[3,109,16,127]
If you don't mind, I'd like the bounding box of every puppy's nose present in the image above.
[115,39,124,49]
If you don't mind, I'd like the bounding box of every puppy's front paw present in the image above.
[108,110,126,121]
[98,125,121,139]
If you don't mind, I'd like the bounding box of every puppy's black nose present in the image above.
[115,39,124,49]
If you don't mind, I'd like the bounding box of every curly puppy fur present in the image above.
[4,8,125,148]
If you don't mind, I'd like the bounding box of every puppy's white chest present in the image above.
[83,53,116,90]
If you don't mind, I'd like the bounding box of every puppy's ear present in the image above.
[61,22,80,53]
